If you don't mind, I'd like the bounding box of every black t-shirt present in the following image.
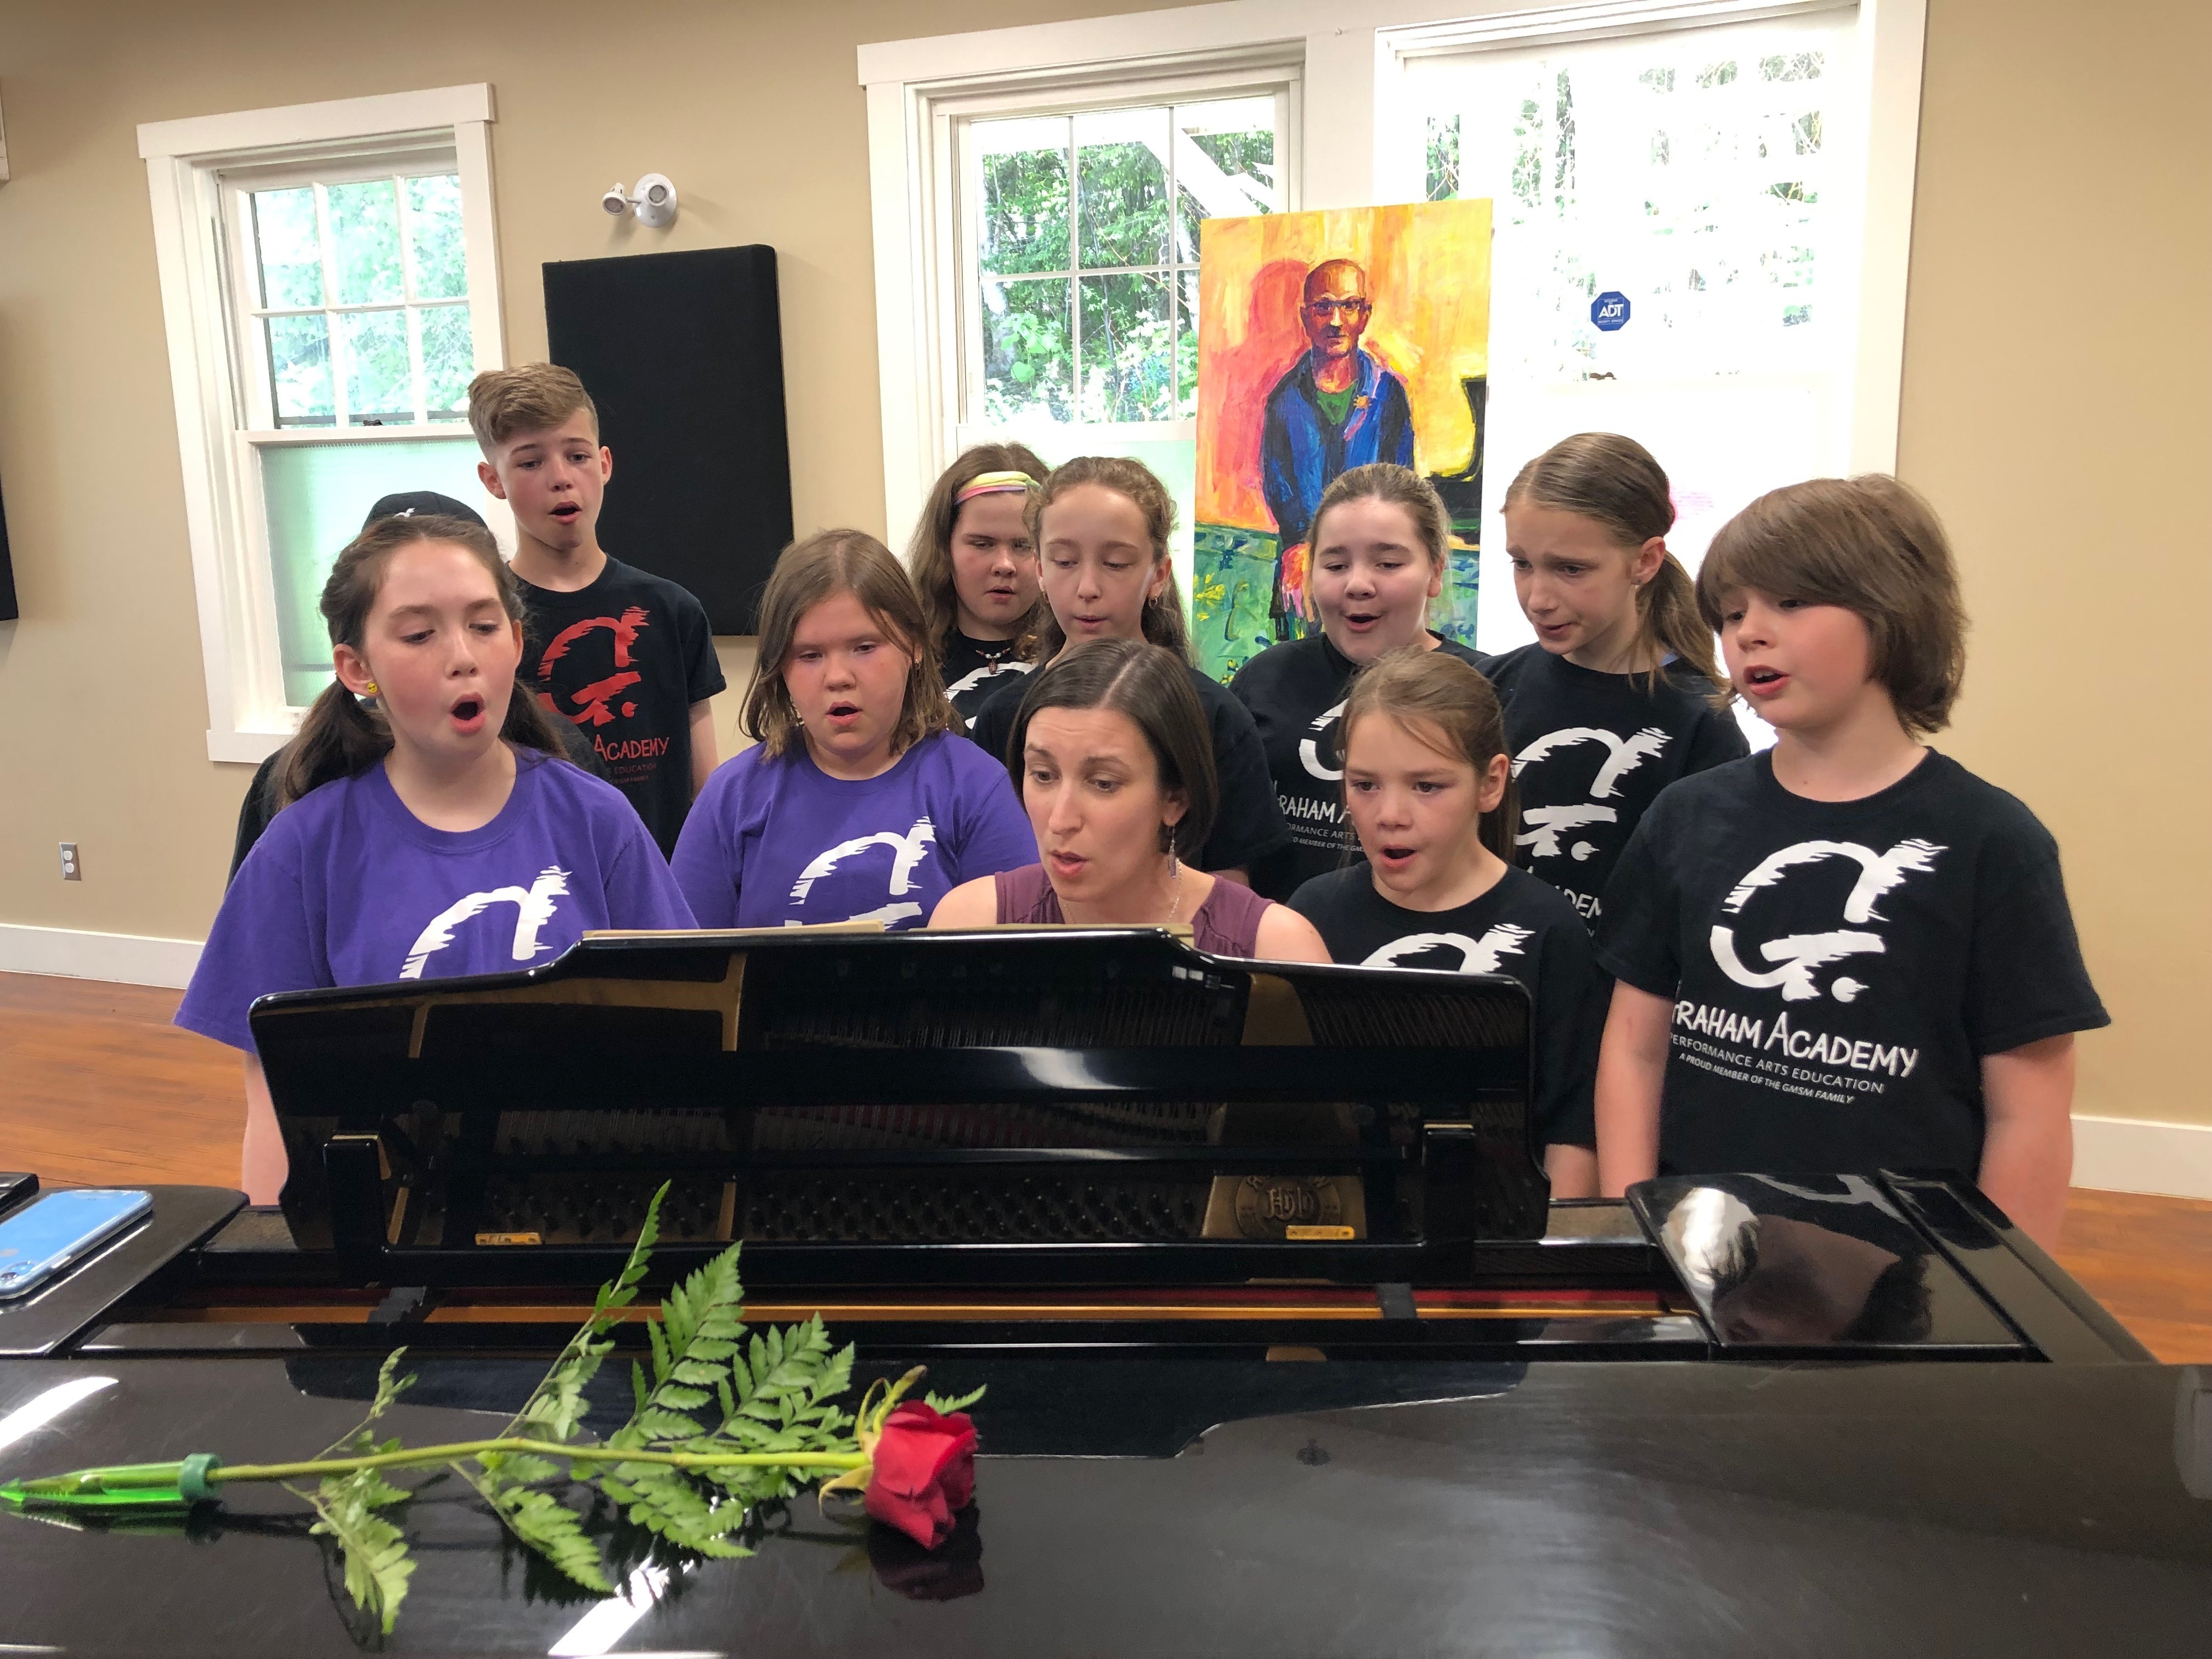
[966,659,1292,876]
[1228,633,1490,900]
[1290,864,1604,1148]
[1597,751,2109,1181]
[1482,645,1747,929]
[516,557,725,856]
[940,630,1037,723]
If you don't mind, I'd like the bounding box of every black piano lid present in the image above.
[0,1355,2205,1656]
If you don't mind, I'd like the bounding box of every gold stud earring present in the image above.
[363,681,379,696]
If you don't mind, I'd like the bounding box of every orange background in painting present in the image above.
[1195,200,1493,532]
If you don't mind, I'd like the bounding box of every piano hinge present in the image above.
[368,1285,432,1326]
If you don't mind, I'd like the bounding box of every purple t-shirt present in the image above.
[177,754,694,1052]
[670,732,1036,930]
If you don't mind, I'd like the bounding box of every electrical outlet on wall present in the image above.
[59,843,80,881]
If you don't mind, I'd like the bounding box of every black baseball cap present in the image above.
[363,490,488,530]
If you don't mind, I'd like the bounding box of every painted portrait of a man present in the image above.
[1259,259,1415,623]
[1193,200,1491,681]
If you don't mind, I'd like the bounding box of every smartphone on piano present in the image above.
[0,1189,153,1299]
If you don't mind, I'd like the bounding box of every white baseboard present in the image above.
[0,923,202,989]
[2072,1114,2212,1202]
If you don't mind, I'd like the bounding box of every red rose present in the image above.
[862,1401,977,1549]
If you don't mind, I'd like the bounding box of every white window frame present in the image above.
[860,0,1921,548]
[864,40,1305,545]
[949,77,1299,441]
[138,85,505,763]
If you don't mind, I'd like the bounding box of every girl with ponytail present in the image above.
[1286,647,1605,1192]
[1487,433,1748,929]
[177,513,693,1203]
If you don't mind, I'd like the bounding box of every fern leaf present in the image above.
[496,1488,612,1595]
[626,1406,706,1441]
[369,1348,415,1419]
[646,1318,673,1389]
[926,1385,988,1414]
[309,1468,419,1635]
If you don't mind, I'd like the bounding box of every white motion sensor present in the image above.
[599,176,679,228]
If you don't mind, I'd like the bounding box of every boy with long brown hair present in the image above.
[1594,476,2104,1246]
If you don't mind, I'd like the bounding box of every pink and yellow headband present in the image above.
[954,470,1041,506]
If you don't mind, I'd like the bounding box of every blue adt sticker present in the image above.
[1591,290,1631,331]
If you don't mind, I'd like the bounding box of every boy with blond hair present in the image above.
[1594,476,2104,1249]
[471,364,724,854]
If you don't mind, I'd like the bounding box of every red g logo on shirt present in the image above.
[538,606,651,726]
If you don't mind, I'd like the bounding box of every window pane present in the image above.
[251,187,324,309]
[1176,270,1201,417]
[1079,273,1173,422]
[407,173,467,300]
[420,303,474,419]
[326,179,403,306]
[1426,113,1462,202]
[1428,20,1839,382]
[980,276,1074,421]
[260,436,490,706]
[264,314,334,426]
[1075,107,1169,270]
[1172,99,1276,263]
[340,310,412,424]
[976,117,1070,276]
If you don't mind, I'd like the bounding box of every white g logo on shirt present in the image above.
[1299,700,1347,782]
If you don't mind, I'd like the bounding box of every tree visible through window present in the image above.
[245,170,475,428]
[969,98,1278,427]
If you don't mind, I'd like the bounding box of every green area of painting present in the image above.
[1190,523,1481,682]
[1190,523,1284,684]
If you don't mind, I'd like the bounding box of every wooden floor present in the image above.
[4,971,2208,1362]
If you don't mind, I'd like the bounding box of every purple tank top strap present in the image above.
[993,864,1063,925]
[1188,876,1273,959]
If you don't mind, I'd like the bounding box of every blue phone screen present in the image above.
[0,1190,152,1292]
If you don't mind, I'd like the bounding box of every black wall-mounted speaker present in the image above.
[543,245,794,634]
[0,465,16,622]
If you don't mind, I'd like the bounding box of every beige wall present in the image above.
[1898,0,2211,1128]
[0,1,2205,1127]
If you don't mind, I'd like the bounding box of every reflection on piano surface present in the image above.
[0,926,2198,1657]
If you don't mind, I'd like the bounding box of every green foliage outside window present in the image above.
[973,103,1274,427]
[250,171,472,428]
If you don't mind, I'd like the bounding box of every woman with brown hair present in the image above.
[905,443,1051,720]
[933,640,1329,963]
[670,530,1036,930]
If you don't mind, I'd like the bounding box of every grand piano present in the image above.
[1,928,2205,1655]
